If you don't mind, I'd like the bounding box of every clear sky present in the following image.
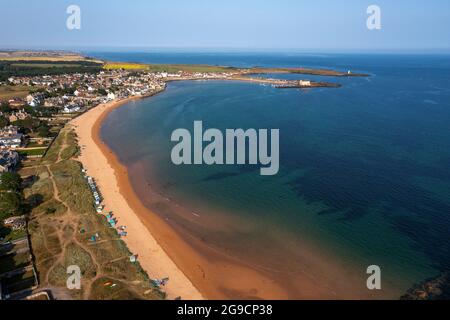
[1,0,450,52]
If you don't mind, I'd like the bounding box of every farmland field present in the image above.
[0,85,30,100]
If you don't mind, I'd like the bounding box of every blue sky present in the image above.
[1,0,450,52]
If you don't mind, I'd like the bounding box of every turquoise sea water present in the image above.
[99,53,450,297]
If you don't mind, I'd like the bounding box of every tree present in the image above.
[60,87,76,95]
[97,88,107,96]
[0,220,12,240]
[0,115,8,128]
[37,124,51,137]
[14,118,40,133]
[0,172,23,193]
[0,191,24,218]
[23,105,34,114]
[0,102,12,113]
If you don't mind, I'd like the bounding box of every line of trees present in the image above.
[0,60,103,81]
[0,172,25,221]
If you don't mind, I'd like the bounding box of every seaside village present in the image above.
[0,68,239,300]
[0,68,238,175]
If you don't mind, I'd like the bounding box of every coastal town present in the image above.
[0,65,343,182]
[1,69,167,170]
[0,50,447,302]
[2,61,264,300]
[0,67,173,300]
[2,0,450,311]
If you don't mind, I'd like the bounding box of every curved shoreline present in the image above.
[71,85,399,300]
[71,94,293,300]
[71,95,204,300]
[75,94,303,299]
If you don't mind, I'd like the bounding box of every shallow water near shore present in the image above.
[100,53,450,299]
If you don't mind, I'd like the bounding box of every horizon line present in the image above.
[1,46,450,55]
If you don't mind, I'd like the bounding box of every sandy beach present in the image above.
[71,97,204,300]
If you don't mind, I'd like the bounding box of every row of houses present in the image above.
[4,68,240,124]
[26,93,45,108]
[3,110,30,123]
[7,70,167,114]
[0,126,23,150]
[86,175,102,206]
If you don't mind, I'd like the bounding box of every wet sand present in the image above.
[72,95,398,300]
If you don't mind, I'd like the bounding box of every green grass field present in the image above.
[0,229,27,244]
[18,148,47,157]
[23,127,164,300]
[10,63,81,68]
[0,59,104,82]
[0,85,30,100]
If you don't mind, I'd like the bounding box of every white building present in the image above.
[26,95,39,107]
[63,104,81,113]
[107,92,116,100]
[299,80,311,87]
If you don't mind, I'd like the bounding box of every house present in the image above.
[3,215,26,230]
[9,110,30,122]
[107,92,116,101]
[0,150,20,173]
[7,77,21,85]
[8,98,26,108]
[0,126,19,135]
[0,126,23,149]
[63,104,81,113]
[0,135,23,149]
[299,80,311,87]
[26,95,39,107]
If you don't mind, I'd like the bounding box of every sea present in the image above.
[90,51,450,298]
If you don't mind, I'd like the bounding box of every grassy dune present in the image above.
[22,127,165,300]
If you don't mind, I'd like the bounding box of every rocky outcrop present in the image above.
[401,272,450,300]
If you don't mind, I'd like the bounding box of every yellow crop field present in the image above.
[103,62,149,70]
